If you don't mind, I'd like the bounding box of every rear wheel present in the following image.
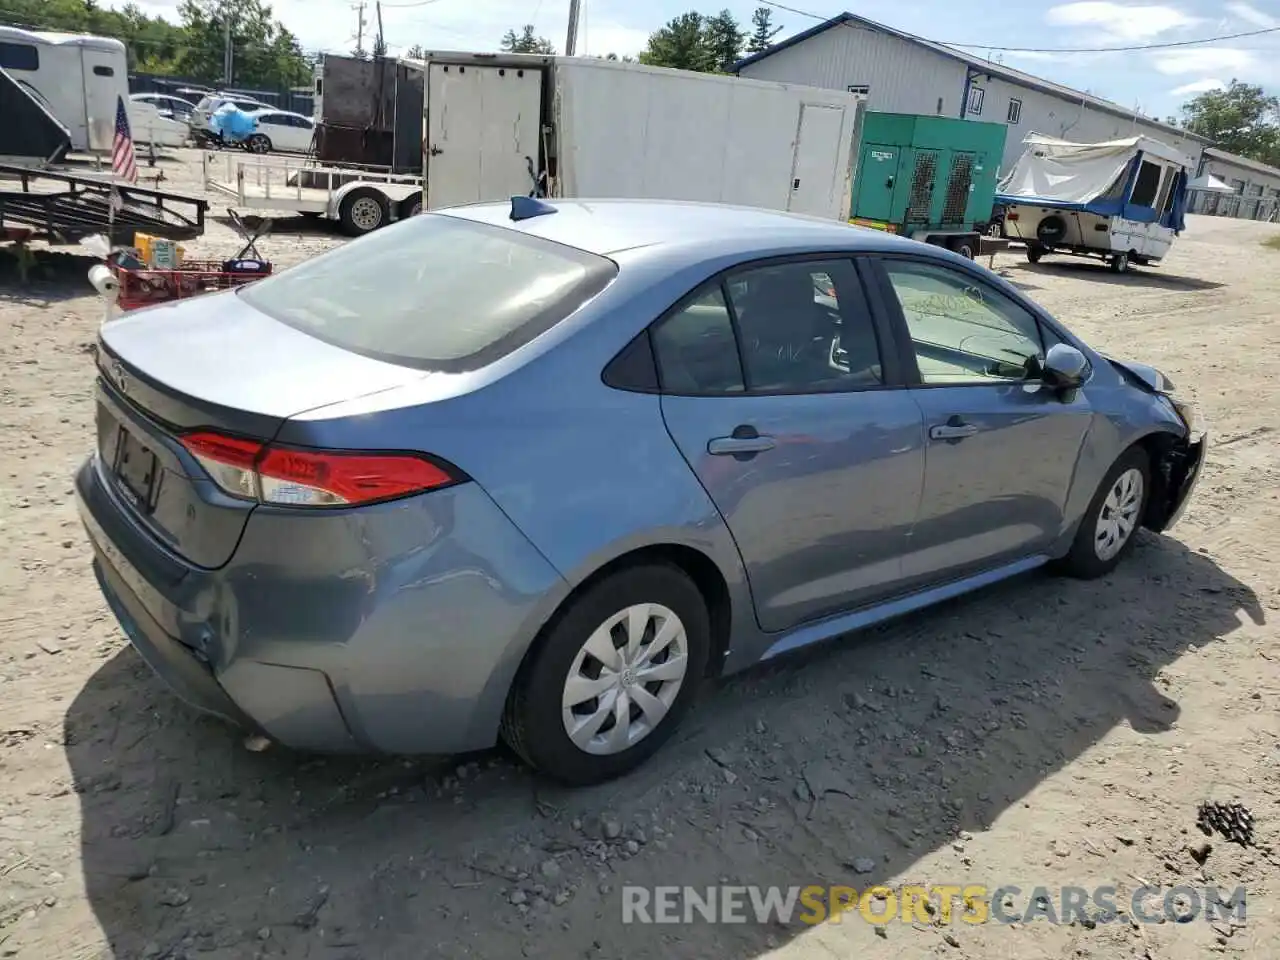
[338,188,389,236]
[1056,447,1150,579]
[501,564,710,785]
[245,133,271,154]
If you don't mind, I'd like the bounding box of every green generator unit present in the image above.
[850,112,1007,258]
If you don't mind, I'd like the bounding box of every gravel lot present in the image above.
[2,149,1279,960]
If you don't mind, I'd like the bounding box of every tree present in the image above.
[1182,80,1280,166]
[501,25,555,55]
[747,6,783,53]
[176,0,311,88]
[639,12,714,72]
[702,9,744,72]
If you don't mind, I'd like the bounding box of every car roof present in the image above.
[438,199,921,259]
[247,108,306,118]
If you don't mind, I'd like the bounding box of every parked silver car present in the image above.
[77,199,1206,784]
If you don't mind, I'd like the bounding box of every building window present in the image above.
[967,86,985,115]
[847,84,869,96]
[1007,98,1022,124]
[93,65,115,77]
[0,41,39,72]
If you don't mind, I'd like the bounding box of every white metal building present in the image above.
[1191,147,1280,222]
[732,12,1208,176]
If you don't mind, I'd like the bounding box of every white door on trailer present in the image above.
[80,47,127,152]
[787,103,845,218]
[426,63,543,209]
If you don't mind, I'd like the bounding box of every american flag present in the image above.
[111,95,137,183]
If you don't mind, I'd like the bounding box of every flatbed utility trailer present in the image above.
[0,162,207,244]
[203,152,423,236]
[848,112,1007,259]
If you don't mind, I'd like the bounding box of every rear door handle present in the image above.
[929,422,979,441]
[708,436,776,456]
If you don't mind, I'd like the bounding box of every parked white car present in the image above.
[189,93,275,144]
[243,109,315,154]
[127,93,194,147]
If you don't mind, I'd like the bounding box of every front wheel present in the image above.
[1056,448,1151,579]
[1110,251,1130,273]
[1026,245,1044,264]
[338,187,389,236]
[501,564,711,785]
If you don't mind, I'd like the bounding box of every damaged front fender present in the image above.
[1143,431,1208,533]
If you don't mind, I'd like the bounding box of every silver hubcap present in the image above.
[349,197,382,231]
[1095,467,1144,561]
[561,603,689,756]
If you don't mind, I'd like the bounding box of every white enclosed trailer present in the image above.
[207,54,866,235]
[422,53,867,221]
[0,27,128,153]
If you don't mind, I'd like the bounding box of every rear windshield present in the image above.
[239,214,618,371]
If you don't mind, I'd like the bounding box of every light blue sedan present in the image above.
[77,198,1206,784]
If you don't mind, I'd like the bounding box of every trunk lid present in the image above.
[96,290,425,568]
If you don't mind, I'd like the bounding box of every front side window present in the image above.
[239,214,617,371]
[884,260,1045,384]
[725,260,882,392]
[1130,160,1164,208]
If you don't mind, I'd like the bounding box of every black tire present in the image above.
[245,133,271,154]
[1026,245,1044,264]
[398,194,423,220]
[1056,447,1151,579]
[500,563,711,785]
[1110,251,1130,274]
[948,235,976,260]
[337,187,389,236]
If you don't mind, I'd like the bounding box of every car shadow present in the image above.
[211,213,341,239]
[65,534,1262,959]
[1012,260,1225,291]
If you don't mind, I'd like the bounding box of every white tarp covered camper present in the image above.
[998,135,1194,205]
[996,134,1193,273]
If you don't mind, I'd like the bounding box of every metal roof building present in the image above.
[732,12,1209,174]
[1192,147,1280,221]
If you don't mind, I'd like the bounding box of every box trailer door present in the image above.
[787,103,846,218]
[426,63,542,209]
[80,47,126,153]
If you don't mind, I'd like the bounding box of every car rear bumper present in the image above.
[77,454,569,755]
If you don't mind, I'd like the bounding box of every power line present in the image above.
[756,1,1280,54]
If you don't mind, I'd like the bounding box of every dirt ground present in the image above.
[2,149,1280,960]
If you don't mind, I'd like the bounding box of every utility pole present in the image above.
[375,1,385,58]
[222,5,233,85]
[353,1,367,58]
[565,0,581,56]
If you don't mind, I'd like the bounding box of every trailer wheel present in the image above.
[398,194,423,220]
[1110,251,1130,274]
[947,235,977,260]
[339,188,390,236]
[1026,245,1044,264]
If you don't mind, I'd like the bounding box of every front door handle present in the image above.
[708,435,777,456]
[929,422,979,441]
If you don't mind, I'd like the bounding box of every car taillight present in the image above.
[179,431,462,507]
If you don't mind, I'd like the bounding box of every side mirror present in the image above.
[1043,343,1089,396]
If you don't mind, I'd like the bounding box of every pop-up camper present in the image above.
[997,134,1192,273]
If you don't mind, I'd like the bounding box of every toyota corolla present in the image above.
[77,198,1206,784]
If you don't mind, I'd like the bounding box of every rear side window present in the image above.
[240,215,617,371]
[0,42,39,71]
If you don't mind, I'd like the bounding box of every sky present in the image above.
[111,0,1280,117]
